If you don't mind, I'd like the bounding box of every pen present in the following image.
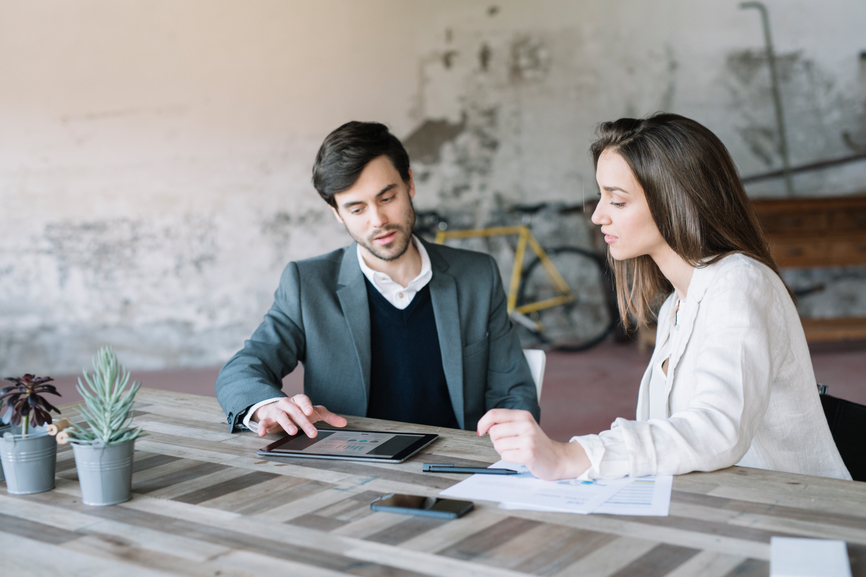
[422,463,519,475]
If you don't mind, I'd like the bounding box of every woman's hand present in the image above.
[477,409,591,480]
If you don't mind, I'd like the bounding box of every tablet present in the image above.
[257,429,438,463]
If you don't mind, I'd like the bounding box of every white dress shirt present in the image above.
[571,254,851,481]
[242,236,432,432]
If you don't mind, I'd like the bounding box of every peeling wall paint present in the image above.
[2,0,865,375]
[403,115,468,164]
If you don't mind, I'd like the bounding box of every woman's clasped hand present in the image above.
[477,409,589,481]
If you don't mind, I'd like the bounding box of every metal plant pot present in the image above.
[0,428,57,495]
[72,439,135,506]
[0,425,10,482]
[0,425,12,481]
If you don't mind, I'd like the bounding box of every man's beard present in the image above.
[353,203,416,262]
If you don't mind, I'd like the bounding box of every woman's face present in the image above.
[591,149,668,262]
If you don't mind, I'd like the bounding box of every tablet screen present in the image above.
[257,429,438,463]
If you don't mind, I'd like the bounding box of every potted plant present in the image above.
[66,347,143,506]
[0,374,62,494]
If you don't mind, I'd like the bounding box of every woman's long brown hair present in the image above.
[590,113,782,329]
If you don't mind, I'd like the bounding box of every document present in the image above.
[440,461,629,514]
[593,474,673,516]
[440,461,672,516]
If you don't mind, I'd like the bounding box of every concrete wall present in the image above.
[2,0,865,375]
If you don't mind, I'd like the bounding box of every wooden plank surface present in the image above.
[1,388,864,577]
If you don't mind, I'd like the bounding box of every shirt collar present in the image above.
[356,235,432,290]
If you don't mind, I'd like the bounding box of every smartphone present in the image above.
[370,493,474,519]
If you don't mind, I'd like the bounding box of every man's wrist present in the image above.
[242,397,283,430]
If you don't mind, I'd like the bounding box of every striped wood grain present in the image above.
[1,389,863,577]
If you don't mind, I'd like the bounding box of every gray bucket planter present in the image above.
[0,425,12,481]
[71,439,135,506]
[0,425,9,482]
[0,428,57,494]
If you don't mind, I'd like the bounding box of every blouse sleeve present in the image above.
[571,430,631,480]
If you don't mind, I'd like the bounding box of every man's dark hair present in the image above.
[312,121,411,208]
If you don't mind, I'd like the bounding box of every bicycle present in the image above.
[415,204,621,352]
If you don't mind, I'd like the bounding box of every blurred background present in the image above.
[2,1,865,427]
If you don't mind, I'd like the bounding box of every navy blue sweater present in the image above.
[364,279,459,428]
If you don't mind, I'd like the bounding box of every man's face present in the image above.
[331,155,416,263]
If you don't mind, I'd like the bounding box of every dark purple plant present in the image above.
[1,374,62,435]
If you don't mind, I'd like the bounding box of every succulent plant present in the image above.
[67,347,143,446]
[0,374,62,435]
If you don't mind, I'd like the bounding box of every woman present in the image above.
[478,113,851,481]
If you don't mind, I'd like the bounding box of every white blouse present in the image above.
[572,254,851,481]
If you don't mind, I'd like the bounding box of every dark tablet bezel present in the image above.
[256,428,439,463]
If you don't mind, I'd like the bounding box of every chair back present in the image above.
[523,349,546,402]
[819,384,866,482]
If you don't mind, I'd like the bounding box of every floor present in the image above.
[45,339,865,442]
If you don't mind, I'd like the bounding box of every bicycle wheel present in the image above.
[516,247,617,352]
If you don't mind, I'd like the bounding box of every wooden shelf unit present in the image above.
[751,194,866,268]
[752,194,866,344]
[638,194,866,351]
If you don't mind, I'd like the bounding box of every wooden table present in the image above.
[2,389,864,576]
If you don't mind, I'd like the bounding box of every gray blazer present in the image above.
[215,239,540,431]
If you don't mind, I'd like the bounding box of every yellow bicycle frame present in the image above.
[435,225,575,315]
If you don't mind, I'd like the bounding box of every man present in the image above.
[215,121,540,437]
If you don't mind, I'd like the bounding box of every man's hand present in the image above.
[252,394,348,438]
[477,409,590,480]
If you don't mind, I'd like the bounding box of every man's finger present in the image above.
[277,400,318,437]
[267,422,283,435]
[257,416,271,437]
[274,411,298,436]
[292,394,315,417]
[257,413,285,437]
